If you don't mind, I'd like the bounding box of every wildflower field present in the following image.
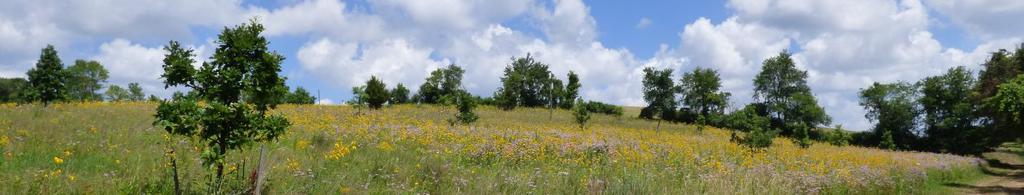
[0,102,983,194]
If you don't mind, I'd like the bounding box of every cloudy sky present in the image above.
[1,0,1022,131]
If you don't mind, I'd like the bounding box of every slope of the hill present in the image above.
[0,102,981,194]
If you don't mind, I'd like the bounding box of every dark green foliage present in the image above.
[153,19,291,180]
[148,95,161,102]
[561,71,581,109]
[976,48,1022,102]
[859,82,919,150]
[722,103,778,149]
[823,125,852,146]
[349,86,367,107]
[66,60,109,101]
[105,85,130,101]
[743,127,778,150]
[417,64,464,104]
[160,41,197,88]
[0,77,29,103]
[722,104,770,133]
[451,91,478,125]
[573,99,591,130]
[879,130,896,150]
[677,67,730,124]
[495,54,558,110]
[791,123,813,148]
[580,101,623,116]
[640,67,677,125]
[26,45,68,104]
[390,83,410,104]
[987,75,1024,136]
[128,83,145,101]
[286,87,316,104]
[919,66,986,154]
[976,46,1024,144]
[753,51,830,136]
[363,76,389,109]
[543,74,564,111]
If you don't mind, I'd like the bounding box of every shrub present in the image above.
[452,92,478,125]
[581,101,623,116]
[573,99,591,130]
[744,128,778,149]
[364,76,389,109]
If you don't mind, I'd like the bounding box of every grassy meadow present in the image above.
[0,102,983,194]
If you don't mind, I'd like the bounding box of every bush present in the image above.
[744,128,778,149]
[581,101,623,116]
[573,99,591,130]
[364,76,389,109]
[721,104,770,132]
[448,91,478,126]
[821,125,852,146]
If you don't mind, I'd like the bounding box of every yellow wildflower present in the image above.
[54,156,64,164]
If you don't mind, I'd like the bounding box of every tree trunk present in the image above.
[656,119,662,131]
[170,148,181,195]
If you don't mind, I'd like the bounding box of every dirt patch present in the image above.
[949,149,1024,194]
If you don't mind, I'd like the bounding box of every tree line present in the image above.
[0,46,152,104]
[856,45,1024,154]
[348,53,623,126]
[0,47,317,105]
[641,48,1024,154]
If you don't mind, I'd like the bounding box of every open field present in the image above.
[0,102,983,194]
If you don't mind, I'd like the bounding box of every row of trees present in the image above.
[858,45,1024,154]
[0,45,157,104]
[641,51,830,148]
[348,54,619,129]
[0,45,317,105]
[641,47,1023,154]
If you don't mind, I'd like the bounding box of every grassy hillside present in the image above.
[0,102,981,194]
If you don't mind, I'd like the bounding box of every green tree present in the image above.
[543,73,563,119]
[975,49,1021,100]
[363,76,389,109]
[390,83,410,104]
[919,66,984,154]
[790,92,829,148]
[450,91,478,125]
[723,104,777,149]
[66,60,109,101]
[286,87,316,104]
[127,83,144,101]
[678,67,730,124]
[879,129,897,150]
[641,67,676,130]
[976,46,1024,142]
[0,78,29,103]
[105,85,130,101]
[495,54,556,110]
[573,98,591,130]
[153,20,291,182]
[753,51,829,135]
[987,75,1024,140]
[26,45,68,104]
[352,86,368,108]
[561,71,581,109]
[858,82,919,150]
[416,64,464,104]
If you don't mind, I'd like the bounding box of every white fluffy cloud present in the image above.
[283,0,649,106]
[669,0,1021,130]
[925,0,1024,40]
[296,38,449,91]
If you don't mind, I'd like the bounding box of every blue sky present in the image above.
[1,0,1023,131]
